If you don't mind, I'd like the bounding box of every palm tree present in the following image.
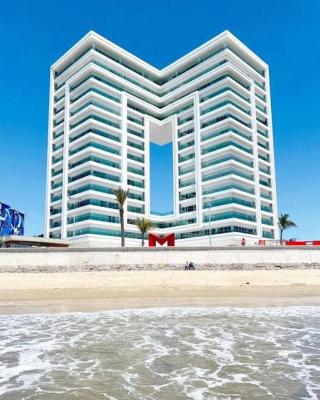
[278,213,297,243]
[114,187,129,247]
[135,217,153,247]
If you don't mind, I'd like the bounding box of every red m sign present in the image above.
[148,233,175,247]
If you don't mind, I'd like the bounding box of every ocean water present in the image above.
[0,307,319,400]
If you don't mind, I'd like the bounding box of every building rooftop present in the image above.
[3,235,69,248]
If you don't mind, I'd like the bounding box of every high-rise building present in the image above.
[45,30,278,246]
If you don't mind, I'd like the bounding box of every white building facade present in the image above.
[45,30,279,247]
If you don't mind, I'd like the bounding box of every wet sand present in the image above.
[0,269,320,314]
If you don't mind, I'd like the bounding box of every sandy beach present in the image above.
[0,269,320,314]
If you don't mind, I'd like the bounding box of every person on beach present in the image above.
[188,261,195,270]
[185,261,189,270]
[241,238,246,246]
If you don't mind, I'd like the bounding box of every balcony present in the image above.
[52,155,63,165]
[178,115,194,126]
[258,153,270,162]
[52,168,63,177]
[202,155,253,169]
[259,165,270,175]
[262,218,273,226]
[69,198,118,210]
[70,128,120,143]
[179,178,195,188]
[178,153,195,163]
[69,183,114,196]
[178,140,194,151]
[203,183,254,196]
[52,143,63,152]
[127,179,144,188]
[203,168,254,183]
[203,197,255,209]
[69,170,120,183]
[68,213,119,224]
[261,192,272,200]
[50,221,61,228]
[201,99,250,117]
[204,211,256,223]
[202,127,252,143]
[67,227,142,239]
[127,153,144,163]
[53,131,64,140]
[257,128,268,138]
[71,100,121,117]
[128,192,144,201]
[69,141,120,157]
[69,155,120,170]
[202,140,252,156]
[180,205,197,213]
[71,87,121,104]
[179,192,196,201]
[200,86,250,104]
[70,114,120,131]
[259,179,271,188]
[263,231,274,239]
[127,140,144,151]
[51,181,63,190]
[51,194,62,202]
[261,205,272,213]
[178,127,194,139]
[128,115,144,126]
[128,166,144,176]
[179,165,195,176]
[127,205,144,214]
[128,128,144,139]
[201,113,251,130]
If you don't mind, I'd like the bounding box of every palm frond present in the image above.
[135,217,153,233]
[278,213,297,230]
[114,187,129,207]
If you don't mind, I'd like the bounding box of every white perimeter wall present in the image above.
[0,247,320,270]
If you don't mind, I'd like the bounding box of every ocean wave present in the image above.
[0,306,319,399]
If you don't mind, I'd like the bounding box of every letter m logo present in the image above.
[148,233,175,247]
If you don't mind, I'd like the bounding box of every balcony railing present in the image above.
[69,155,120,170]
[203,169,254,183]
[204,211,256,223]
[202,140,252,155]
[179,153,195,163]
[127,179,144,188]
[70,128,120,143]
[69,141,120,156]
[203,197,255,209]
[68,183,114,196]
[202,155,253,169]
[203,183,254,196]
[201,113,251,130]
[201,127,252,143]
[69,170,120,183]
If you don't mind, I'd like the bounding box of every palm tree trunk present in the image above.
[120,207,125,247]
[141,233,144,247]
[280,229,283,244]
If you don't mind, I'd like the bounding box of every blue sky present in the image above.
[0,0,319,239]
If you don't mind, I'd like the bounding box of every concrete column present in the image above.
[44,69,54,238]
[121,93,128,228]
[265,67,279,239]
[250,80,262,238]
[193,92,202,226]
[144,117,151,216]
[60,85,70,239]
[172,115,179,216]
